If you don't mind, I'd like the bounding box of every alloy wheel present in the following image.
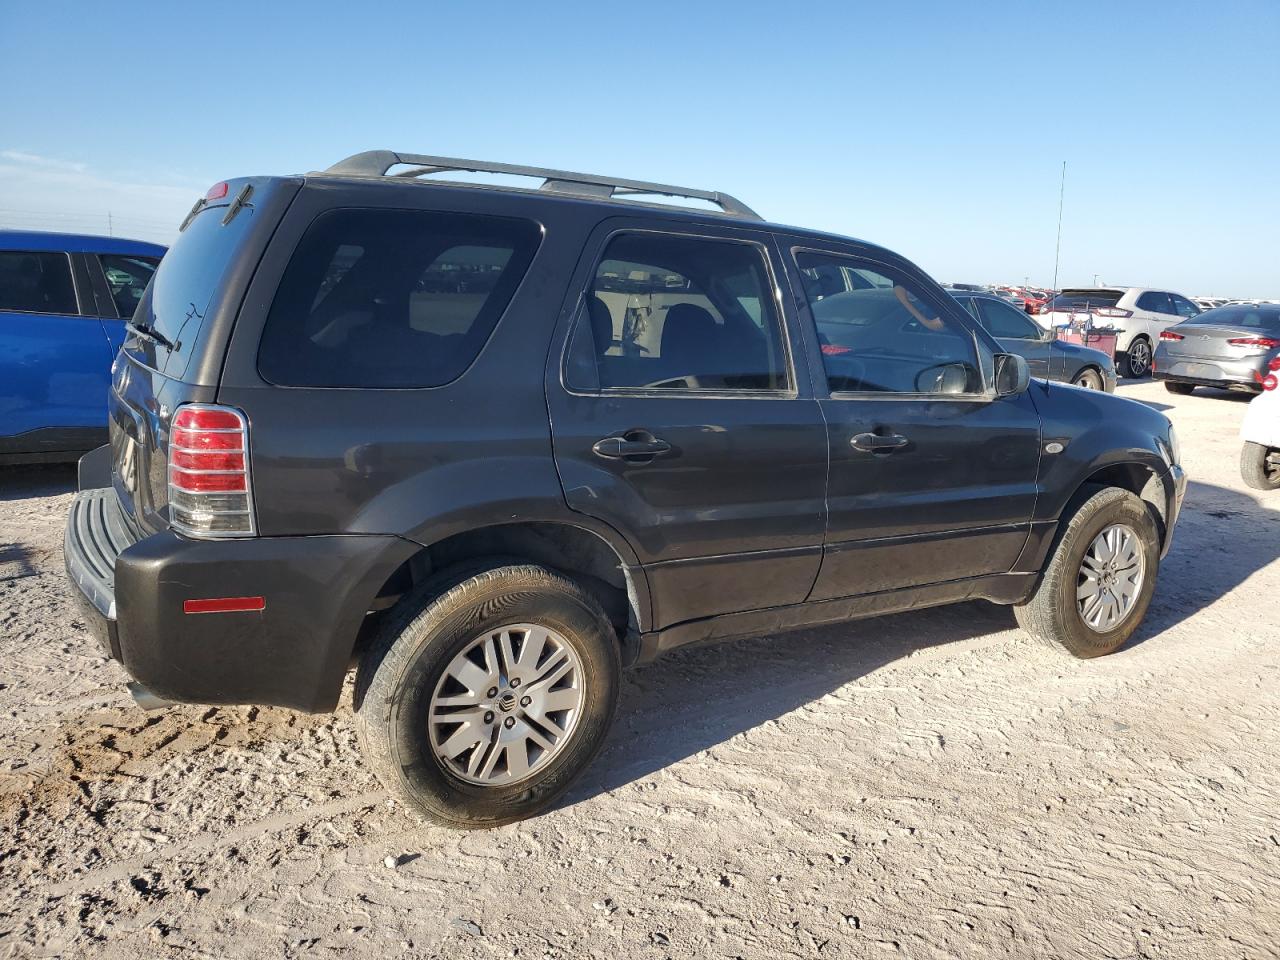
[1076,523,1145,633]
[1128,340,1151,376]
[428,623,585,786]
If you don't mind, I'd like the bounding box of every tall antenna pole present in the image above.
[1051,161,1066,293]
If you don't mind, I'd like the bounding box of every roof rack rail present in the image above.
[319,150,762,221]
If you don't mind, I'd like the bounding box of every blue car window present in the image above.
[0,251,77,315]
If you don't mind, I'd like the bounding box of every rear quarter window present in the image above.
[257,209,541,388]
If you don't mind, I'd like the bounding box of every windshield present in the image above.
[1182,305,1280,330]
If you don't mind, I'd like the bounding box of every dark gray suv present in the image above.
[64,151,1187,827]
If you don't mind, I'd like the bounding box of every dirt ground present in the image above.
[1,379,1278,960]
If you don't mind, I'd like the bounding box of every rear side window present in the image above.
[1136,291,1174,314]
[97,254,160,320]
[0,251,77,315]
[259,209,540,388]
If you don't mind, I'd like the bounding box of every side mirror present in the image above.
[1041,326,1056,342]
[994,353,1030,396]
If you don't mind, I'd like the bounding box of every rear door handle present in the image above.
[592,435,672,460]
[850,432,908,452]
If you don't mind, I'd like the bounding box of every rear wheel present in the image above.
[1122,337,1152,378]
[1164,381,1195,395]
[1071,368,1104,390]
[1015,486,1160,658]
[1241,441,1280,490]
[355,563,620,828]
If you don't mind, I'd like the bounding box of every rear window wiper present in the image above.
[127,319,175,350]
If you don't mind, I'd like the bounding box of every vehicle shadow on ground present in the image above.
[0,463,77,501]
[568,599,1012,807]
[0,542,39,581]
[567,477,1280,807]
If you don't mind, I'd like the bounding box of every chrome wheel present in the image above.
[1127,339,1151,377]
[1076,524,1145,633]
[428,623,585,786]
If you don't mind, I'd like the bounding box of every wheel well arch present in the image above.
[1074,461,1168,542]
[365,521,644,650]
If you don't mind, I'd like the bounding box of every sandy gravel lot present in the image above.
[1,380,1277,960]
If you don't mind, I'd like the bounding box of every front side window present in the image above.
[97,254,160,320]
[1169,294,1200,319]
[796,251,981,395]
[976,296,1041,339]
[570,232,790,392]
[0,251,77,315]
[259,209,540,388]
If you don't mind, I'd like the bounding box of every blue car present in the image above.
[0,231,165,463]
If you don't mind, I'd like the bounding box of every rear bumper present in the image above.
[64,487,418,713]
[1153,353,1265,389]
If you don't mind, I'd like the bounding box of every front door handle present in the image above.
[850,432,908,452]
[592,434,672,460]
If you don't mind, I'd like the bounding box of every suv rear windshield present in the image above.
[1049,290,1123,311]
[131,196,258,378]
[258,209,540,388]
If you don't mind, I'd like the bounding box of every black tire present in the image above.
[1122,337,1152,378]
[1164,381,1195,395]
[355,563,620,828]
[1071,368,1104,390]
[1241,441,1280,490]
[1014,486,1160,658]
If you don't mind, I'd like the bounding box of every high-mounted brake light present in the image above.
[1160,331,1184,341]
[1229,337,1280,349]
[167,404,255,538]
[205,181,229,201]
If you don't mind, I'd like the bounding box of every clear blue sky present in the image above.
[2,0,1276,296]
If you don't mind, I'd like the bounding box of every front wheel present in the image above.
[1015,486,1160,658]
[1122,338,1152,378]
[355,563,620,828]
[1071,368,1104,390]
[1241,441,1280,490]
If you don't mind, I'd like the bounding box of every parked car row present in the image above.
[0,231,165,463]
[1040,287,1202,378]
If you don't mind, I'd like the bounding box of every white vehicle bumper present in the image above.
[1241,388,1280,447]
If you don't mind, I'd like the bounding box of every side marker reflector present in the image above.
[184,596,266,615]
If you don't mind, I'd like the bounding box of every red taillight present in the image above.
[174,407,241,430]
[1094,307,1133,318]
[167,403,254,538]
[1269,357,1280,372]
[204,181,229,201]
[1160,331,1184,341]
[1229,337,1280,349]
[1265,375,1278,392]
[821,344,853,355]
